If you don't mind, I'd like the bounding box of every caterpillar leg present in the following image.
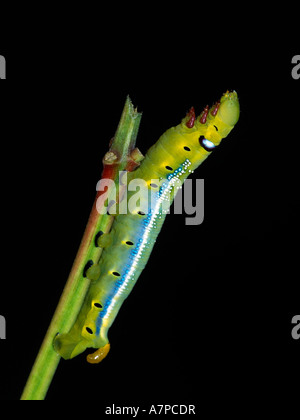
[86,343,111,364]
[53,333,90,360]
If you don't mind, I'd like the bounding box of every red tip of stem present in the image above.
[185,106,196,128]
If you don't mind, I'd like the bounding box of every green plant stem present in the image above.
[20,96,142,400]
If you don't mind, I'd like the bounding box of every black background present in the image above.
[0,16,299,410]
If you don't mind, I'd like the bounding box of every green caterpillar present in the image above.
[54,91,240,363]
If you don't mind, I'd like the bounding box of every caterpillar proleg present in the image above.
[54,91,240,363]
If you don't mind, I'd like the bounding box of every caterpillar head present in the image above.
[183,90,240,152]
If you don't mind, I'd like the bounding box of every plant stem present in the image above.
[20,96,142,400]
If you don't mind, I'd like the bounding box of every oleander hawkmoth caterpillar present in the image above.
[54,91,240,363]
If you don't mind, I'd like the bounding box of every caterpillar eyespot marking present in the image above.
[53,91,240,363]
[199,135,216,152]
[112,271,121,277]
[165,165,173,171]
[93,302,103,309]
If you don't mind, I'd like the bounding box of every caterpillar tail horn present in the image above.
[86,343,111,364]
